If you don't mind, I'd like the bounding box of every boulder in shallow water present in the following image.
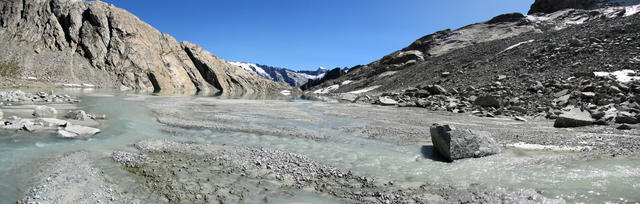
[33,105,57,117]
[33,118,68,127]
[64,125,101,136]
[553,108,594,128]
[429,125,501,161]
[65,110,88,120]
[57,129,79,138]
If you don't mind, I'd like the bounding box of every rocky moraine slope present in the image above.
[0,0,297,95]
[304,0,640,128]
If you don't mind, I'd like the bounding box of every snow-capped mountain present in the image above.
[228,61,328,87]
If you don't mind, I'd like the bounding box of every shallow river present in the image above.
[1,90,639,203]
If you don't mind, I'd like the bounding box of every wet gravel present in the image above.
[112,139,558,203]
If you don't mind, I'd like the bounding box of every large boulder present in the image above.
[615,112,638,124]
[63,125,101,136]
[338,93,358,103]
[382,50,424,65]
[377,96,398,106]
[33,118,68,127]
[429,125,501,161]
[33,106,58,117]
[553,108,595,128]
[474,95,500,108]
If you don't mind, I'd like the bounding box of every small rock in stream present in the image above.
[33,105,58,117]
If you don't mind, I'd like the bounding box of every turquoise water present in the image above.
[0,91,639,203]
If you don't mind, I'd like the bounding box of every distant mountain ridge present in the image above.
[228,61,328,87]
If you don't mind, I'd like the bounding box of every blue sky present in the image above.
[100,0,534,71]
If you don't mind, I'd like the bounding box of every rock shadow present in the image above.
[421,145,450,163]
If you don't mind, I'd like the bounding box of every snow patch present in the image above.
[26,76,37,80]
[502,40,535,52]
[507,142,592,151]
[594,69,639,83]
[624,4,640,16]
[63,83,82,87]
[229,61,269,77]
[525,15,550,22]
[280,90,291,96]
[348,85,381,94]
[313,84,339,94]
[377,71,397,78]
[341,80,353,85]
[565,16,589,25]
[299,73,325,80]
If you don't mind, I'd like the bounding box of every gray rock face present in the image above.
[554,108,595,128]
[182,42,295,96]
[429,125,501,161]
[33,105,58,117]
[0,0,295,95]
[0,108,3,119]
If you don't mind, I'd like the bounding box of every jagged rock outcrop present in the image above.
[528,0,640,15]
[182,42,293,96]
[0,0,295,95]
[528,0,600,15]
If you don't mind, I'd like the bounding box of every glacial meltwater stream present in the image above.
[1,90,639,203]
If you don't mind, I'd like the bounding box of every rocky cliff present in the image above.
[529,0,640,14]
[0,0,296,95]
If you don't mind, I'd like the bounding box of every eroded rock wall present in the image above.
[0,0,295,95]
